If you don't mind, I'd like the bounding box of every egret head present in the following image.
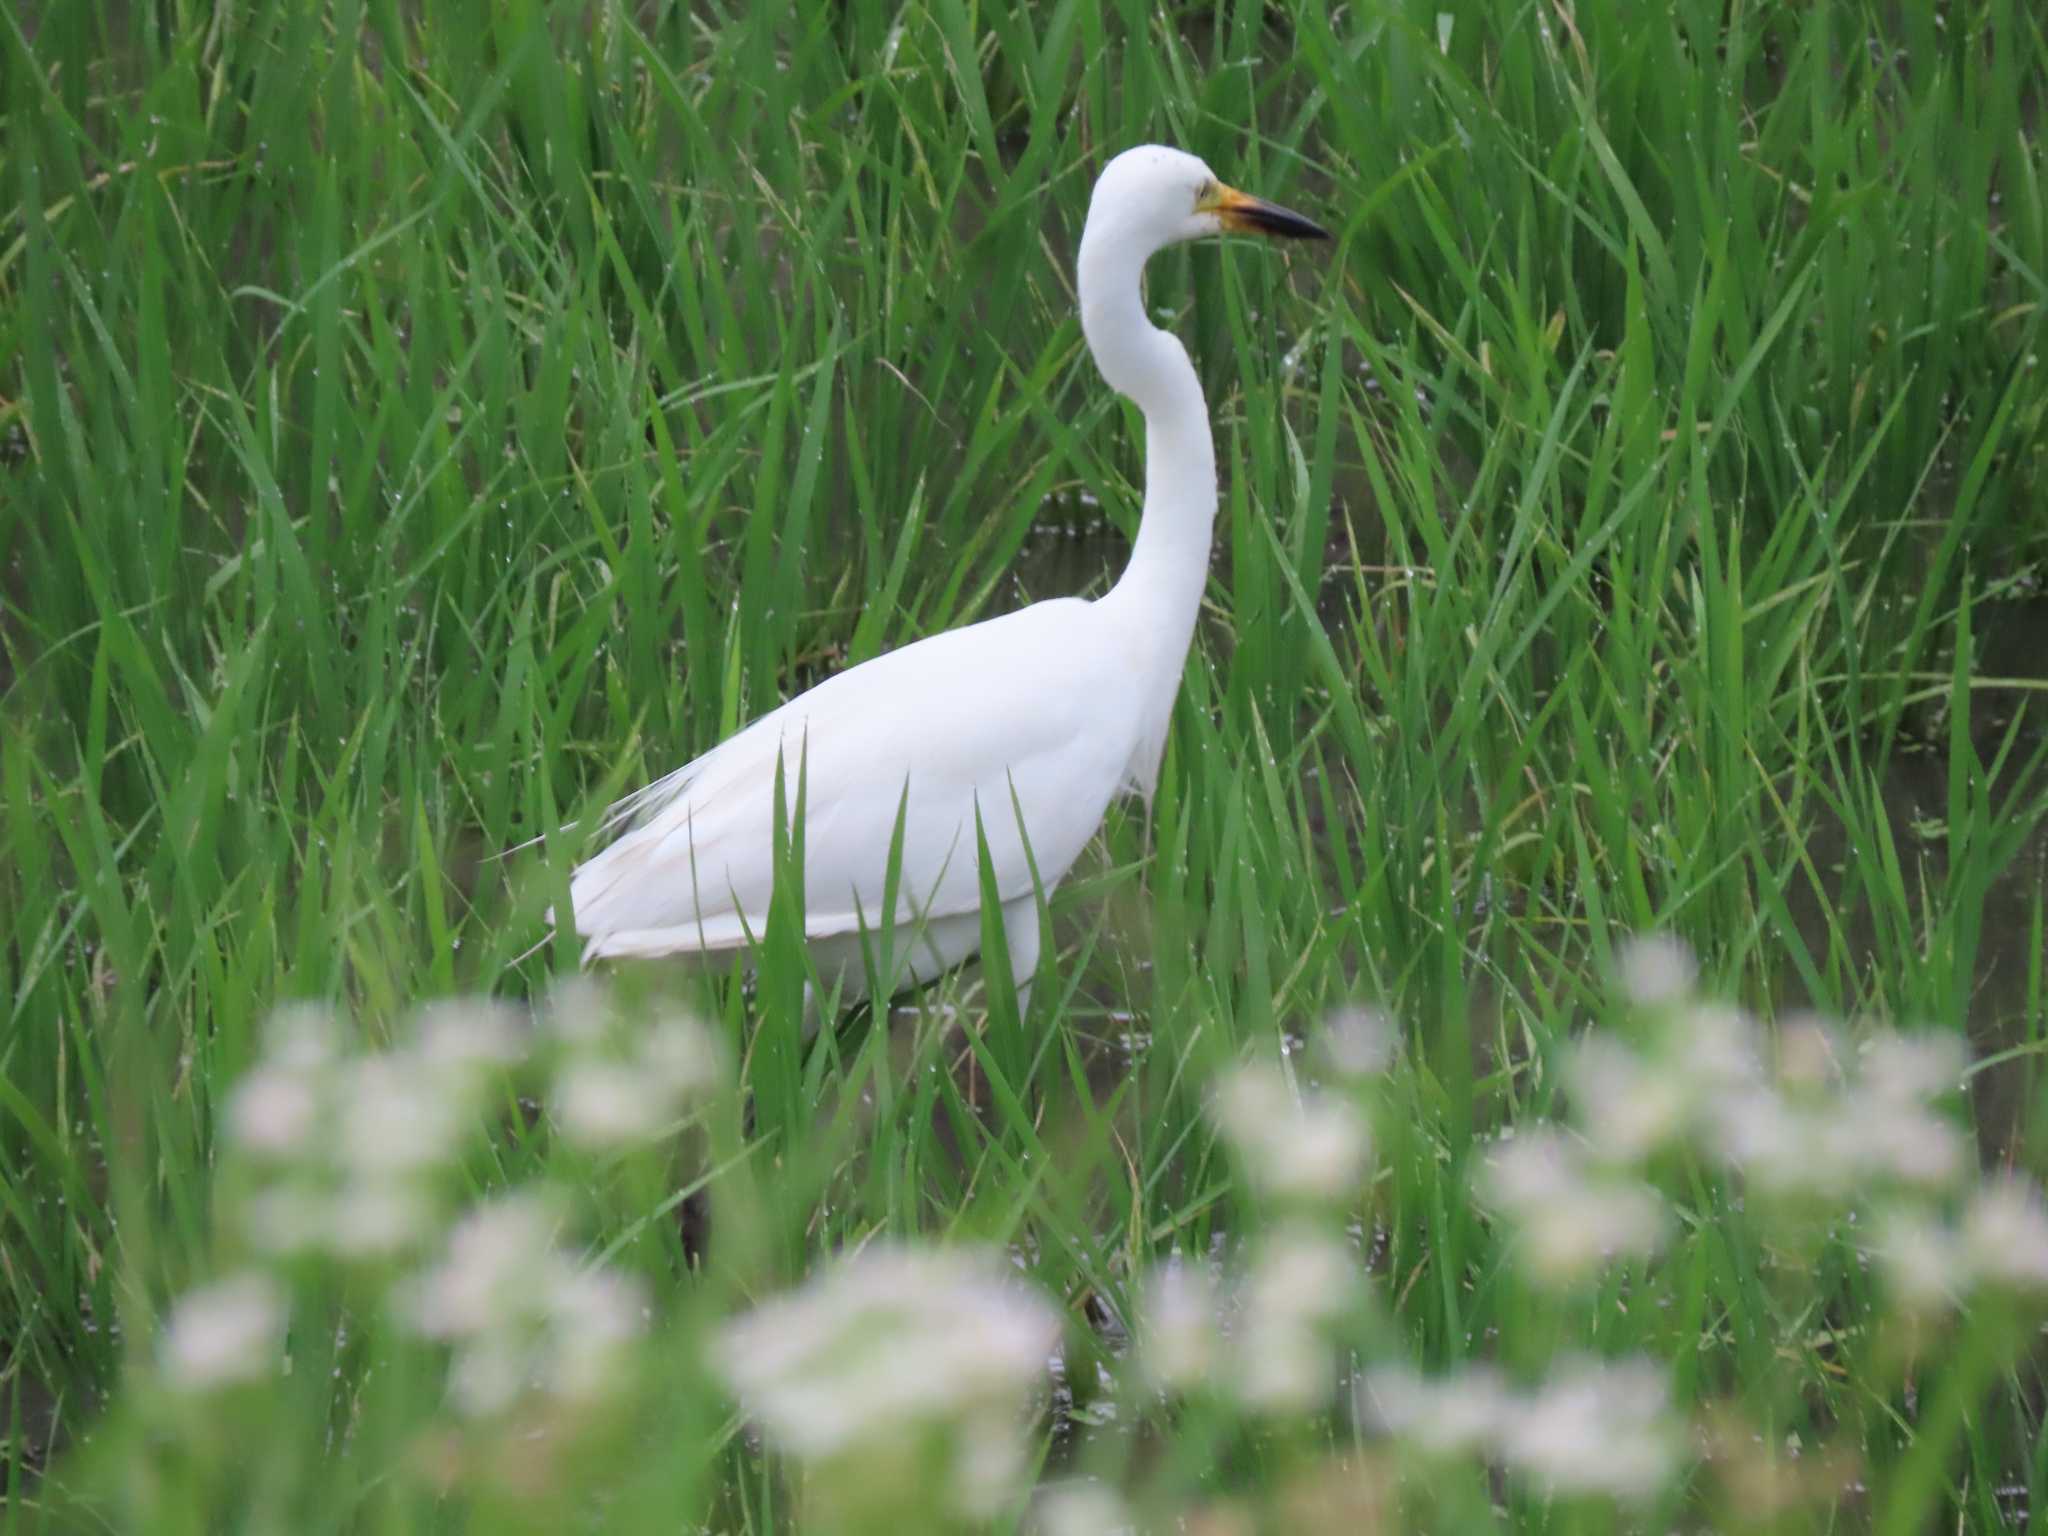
[1085,145,1331,260]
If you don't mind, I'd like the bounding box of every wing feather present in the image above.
[559,600,1129,960]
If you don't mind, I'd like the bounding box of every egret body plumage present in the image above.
[555,146,1328,998]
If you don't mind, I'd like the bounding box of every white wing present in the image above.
[563,598,1136,962]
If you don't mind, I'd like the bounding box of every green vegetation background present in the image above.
[3,0,2047,1526]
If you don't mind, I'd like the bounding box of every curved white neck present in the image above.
[1079,228,1217,667]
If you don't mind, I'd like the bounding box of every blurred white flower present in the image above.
[1962,1178,2048,1293]
[1479,1129,1667,1284]
[1708,1082,1809,1189]
[405,1192,647,1417]
[712,1245,1060,1518]
[1835,1098,1966,1191]
[435,1259,650,1417]
[548,1001,722,1150]
[1860,1032,1965,1107]
[1033,1481,1132,1536]
[1673,1002,1766,1099]
[1617,935,1697,1007]
[542,976,616,1045]
[1211,1062,1369,1203]
[225,1007,346,1157]
[544,1266,651,1404]
[1320,1006,1397,1078]
[1774,1016,1842,1090]
[1706,1022,1967,1200]
[1365,1355,1681,1504]
[226,1061,322,1157]
[446,1341,528,1424]
[642,1014,723,1095]
[1139,1260,1220,1392]
[241,1185,330,1257]
[1358,1363,1509,1456]
[225,998,529,1264]
[1569,1036,1688,1162]
[1235,1226,1359,1413]
[1869,1178,2048,1310]
[1237,1321,1335,1415]
[161,1272,287,1392]
[1875,1205,1968,1311]
[553,1060,678,1148]
[1717,1083,1890,1202]
[1840,1034,1967,1189]
[413,999,528,1071]
[241,1164,441,1262]
[339,1055,470,1174]
[1499,1355,1682,1501]
[261,1002,343,1070]
[407,1195,561,1340]
[327,1181,438,1257]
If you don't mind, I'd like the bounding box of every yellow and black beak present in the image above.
[1200,181,1331,241]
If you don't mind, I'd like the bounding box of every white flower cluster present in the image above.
[1320,1006,1399,1078]
[159,1271,289,1392]
[402,1192,648,1417]
[226,1001,523,1258]
[1235,1225,1364,1412]
[1478,1127,1668,1285]
[1878,1176,2048,1311]
[543,979,723,1151]
[1362,1354,1683,1503]
[1139,1049,1381,1416]
[1032,1483,1132,1536]
[1209,1059,1371,1205]
[1706,1021,1967,1199]
[1582,946,1969,1199]
[1481,939,1985,1289]
[164,985,709,1417]
[712,1245,1062,1520]
[1138,1260,1221,1391]
[1139,1231,1367,1415]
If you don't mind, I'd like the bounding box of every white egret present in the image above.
[553,146,1329,999]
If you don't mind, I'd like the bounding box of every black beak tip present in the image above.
[1244,200,1333,242]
